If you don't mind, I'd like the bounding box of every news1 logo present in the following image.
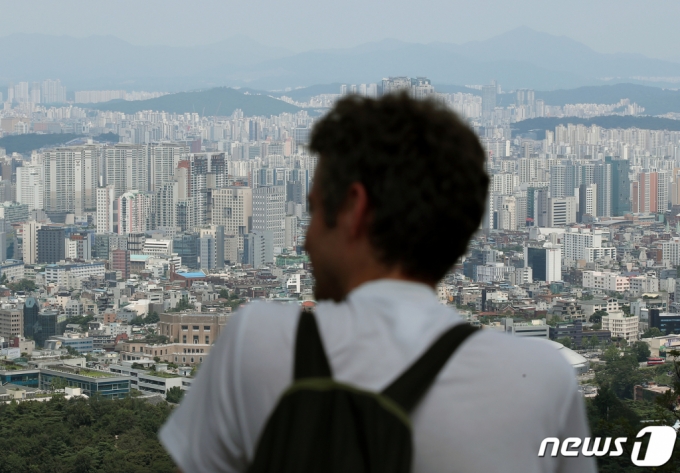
[538,426,677,467]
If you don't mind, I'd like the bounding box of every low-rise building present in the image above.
[602,311,639,341]
[498,318,549,338]
[582,271,630,292]
[0,260,25,282]
[157,312,230,345]
[109,361,184,395]
[549,320,611,347]
[38,364,130,399]
[47,334,94,353]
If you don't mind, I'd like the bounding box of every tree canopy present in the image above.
[0,396,175,472]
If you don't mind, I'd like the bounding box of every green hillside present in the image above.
[90,87,301,116]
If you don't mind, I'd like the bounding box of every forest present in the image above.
[0,395,176,473]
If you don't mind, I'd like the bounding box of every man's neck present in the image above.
[343,267,436,298]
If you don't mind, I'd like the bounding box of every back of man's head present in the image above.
[309,93,489,284]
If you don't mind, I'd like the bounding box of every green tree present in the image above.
[50,377,69,391]
[171,295,193,312]
[219,289,229,299]
[596,353,644,399]
[556,337,572,349]
[590,310,607,324]
[64,345,80,357]
[588,335,600,350]
[642,327,663,338]
[632,341,651,362]
[0,395,176,471]
[146,311,160,324]
[69,314,94,331]
[7,278,37,292]
[603,344,620,362]
[166,386,185,404]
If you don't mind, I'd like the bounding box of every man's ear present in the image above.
[341,182,371,240]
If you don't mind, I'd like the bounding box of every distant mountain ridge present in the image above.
[88,87,301,116]
[2,28,680,91]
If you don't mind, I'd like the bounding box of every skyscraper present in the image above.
[116,190,154,235]
[578,183,597,222]
[95,185,116,234]
[594,162,612,217]
[23,297,39,340]
[16,165,43,211]
[154,181,179,235]
[252,186,285,250]
[524,243,561,283]
[549,165,566,198]
[148,142,188,192]
[482,84,497,117]
[177,154,208,226]
[211,187,252,250]
[22,221,40,264]
[41,79,67,104]
[37,226,65,264]
[43,146,99,214]
[104,144,148,198]
[606,156,630,216]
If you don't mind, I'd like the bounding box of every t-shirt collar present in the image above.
[347,279,437,301]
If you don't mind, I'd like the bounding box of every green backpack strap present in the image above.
[294,310,333,380]
[381,323,479,413]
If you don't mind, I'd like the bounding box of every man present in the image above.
[159,94,596,472]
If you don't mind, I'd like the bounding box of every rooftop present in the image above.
[175,271,207,278]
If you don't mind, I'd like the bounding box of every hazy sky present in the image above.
[0,0,677,60]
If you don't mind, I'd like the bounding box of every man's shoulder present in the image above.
[231,301,303,346]
[465,330,579,381]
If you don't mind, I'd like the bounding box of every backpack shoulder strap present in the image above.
[382,323,479,413]
[294,310,333,380]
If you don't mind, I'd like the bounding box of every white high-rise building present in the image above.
[662,237,680,265]
[549,165,566,198]
[212,187,253,250]
[518,158,538,184]
[104,144,148,198]
[21,221,40,264]
[547,197,577,227]
[154,180,183,237]
[149,143,188,192]
[96,185,116,234]
[16,165,43,211]
[14,82,29,103]
[116,190,153,235]
[284,216,298,248]
[496,195,517,230]
[578,183,597,220]
[252,186,285,250]
[491,173,518,196]
[41,79,67,104]
[562,227,617,263]
[42,146,99,214]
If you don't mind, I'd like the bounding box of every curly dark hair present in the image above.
[308,93,489,283]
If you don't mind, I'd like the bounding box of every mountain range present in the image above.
[3,28,680,91]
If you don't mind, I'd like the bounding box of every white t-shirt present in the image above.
[159,280,596,473]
